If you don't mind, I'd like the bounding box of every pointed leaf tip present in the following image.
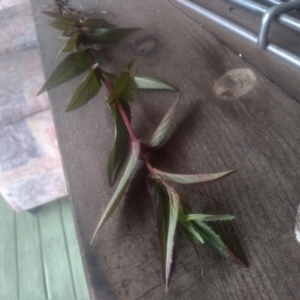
[135,76,175,90]
[107,100,130,185]
[37,50,89,95]
[150,169,235,185]
[90,141,139,244]
[165,186,180,289]
[65,64,101,112]
[145,92,182,148]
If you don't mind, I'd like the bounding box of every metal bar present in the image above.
[230,0,300,32]
[264,0,293,5]
[171,0,300,68]
[258,1,300,48]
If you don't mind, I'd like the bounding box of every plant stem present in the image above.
[87,50,155,171]
[140,152,154,172]
[115,98,136,142]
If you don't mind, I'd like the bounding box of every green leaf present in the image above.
[56,33,80,59]
[183,214,235,222]
[65,64,101,112]
[192,221,246,266]
[135,76,175,90]
[107,100,130,185]
[37,50,89,95]
[101,71,175,91]
[150,169,235,184]
[88,28,141,44]
[180,222,201,259]
[90,141,140,244]
[83,18,116,29]
[127,58,137,76]
[145,93,182,148]
[180,220,204,244]
[112,69,137,101]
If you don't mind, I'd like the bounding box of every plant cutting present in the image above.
[39,1,246,291]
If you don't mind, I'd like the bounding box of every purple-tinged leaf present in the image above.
[65,64,101,112]
[88,28,141,44]
[145,93,181,148]
[135,76,175,90]
[37,50,89,95]
[182,214,235,222]
[150,169,235,185]
[107,100,130,185]
[90,141,140,244]
[147,179,169,283]
[192,221,247,267]
[164,186,180,291]
[147,179,180,289]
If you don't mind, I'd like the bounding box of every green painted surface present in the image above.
[60,200,90,300]
[0,197,18,300]
[17,211,46,300]
[0,196,90,300]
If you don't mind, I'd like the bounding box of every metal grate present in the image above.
[171,0,300,68]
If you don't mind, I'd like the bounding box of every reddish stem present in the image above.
[87,50,155,172]
[140,152,154,172]
[115,99,136,142]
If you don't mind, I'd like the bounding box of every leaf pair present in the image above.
[148,176,245,290]
[106,60,175,185]
[179,213,246,267]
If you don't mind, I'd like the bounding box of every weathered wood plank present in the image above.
[17,211,47,300]
[60,197,90,300]
[0,196,18,300]
[38,201,76,300]
[172,0,300,102]
[31,0,300,299]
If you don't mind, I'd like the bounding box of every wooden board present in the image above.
[171,0,300,102]
[0,195,89,299]
[31,0,300,299]
[38,200,77,299]
[17,210,46,300]
[60,199,90,300]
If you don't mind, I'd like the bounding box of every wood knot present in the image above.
[212,68,257,101]
[135,36,158,55]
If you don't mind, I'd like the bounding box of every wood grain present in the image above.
[0,196,18,299]
[31,0,300,299]
[17,211,46,300]
[38,201,76,299]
